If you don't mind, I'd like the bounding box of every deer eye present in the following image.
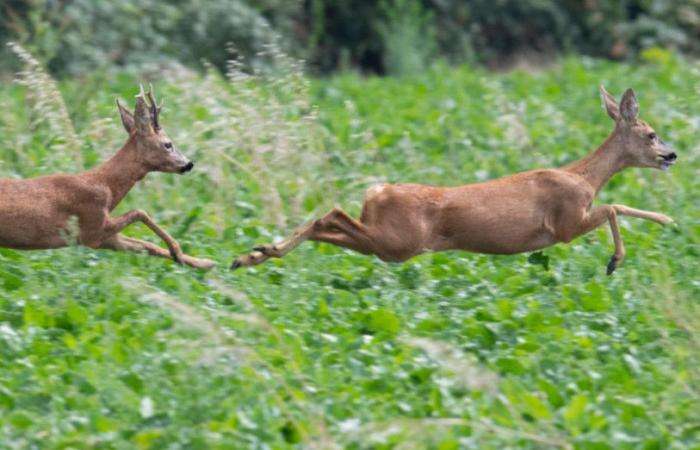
[164,142,173,150]
[648,133,657,141]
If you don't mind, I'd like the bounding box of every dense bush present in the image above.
[305,0,700,72]
[1,0,700,74]
[0,0,299,75]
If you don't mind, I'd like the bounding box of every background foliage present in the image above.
[0,41,699,447]
[2,0,700,75]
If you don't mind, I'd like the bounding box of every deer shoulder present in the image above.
[43,175,113,212]
[525,169,595,207]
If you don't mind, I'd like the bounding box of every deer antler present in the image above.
[146,83,161,131]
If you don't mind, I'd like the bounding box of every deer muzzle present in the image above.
[179,161,194,173]
[658,151,677,170]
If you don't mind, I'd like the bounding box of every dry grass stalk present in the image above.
[8,42,83,170]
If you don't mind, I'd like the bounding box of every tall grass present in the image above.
[130,42,336,232]
[6,42,82,172]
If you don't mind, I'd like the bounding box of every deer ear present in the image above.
[619,88,639,123]
[116,99,135,134]
[599,85,619,121]
[134,93,154,135]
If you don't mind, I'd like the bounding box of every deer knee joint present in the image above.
[610,204,626,215]
[312,218,326,231]
[134,209,149,221]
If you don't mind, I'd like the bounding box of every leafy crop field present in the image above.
[1,52,699,449]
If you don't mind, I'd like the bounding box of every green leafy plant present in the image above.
[1,49,699,448]
[528,251,550,271]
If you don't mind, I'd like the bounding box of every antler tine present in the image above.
[149,82,164,112]
[146,82,160,130]
[138,83,146,99]
[148,83,165,113]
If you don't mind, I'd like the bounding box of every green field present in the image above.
[1,53,699,449]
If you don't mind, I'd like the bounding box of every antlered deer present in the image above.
[0,85,216,269]
[232,87,676,275]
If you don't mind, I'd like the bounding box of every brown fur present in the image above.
[0,85,216,269]
[232,87,676,275]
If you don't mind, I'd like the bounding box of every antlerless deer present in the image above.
[233,87,676,275]
[0,85,216,269]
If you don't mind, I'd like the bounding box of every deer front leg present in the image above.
[612,204,673,225]
[557,205,625,275]
[101,209,186,263]
[604,208,625,275]
[99,235,216,269]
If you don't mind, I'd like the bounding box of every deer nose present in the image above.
[661,152,678,162]
[180,161,194,173]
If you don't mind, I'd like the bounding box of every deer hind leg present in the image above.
[310,229,379,255]
[308,208,380,255]
[232,207,382,270]
[230,221,316,269]
[99,235,216,269]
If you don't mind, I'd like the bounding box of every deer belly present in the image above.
[455,228,556,254]
[0,205,69,249]
[439,210,556,255]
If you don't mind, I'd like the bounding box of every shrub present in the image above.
[304,0,700,71]
[2,0,700,74]
[0,0,295,75]
[378,0,437,76]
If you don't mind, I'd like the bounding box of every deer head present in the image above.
[600,86,677,170]
[116,85,194,174]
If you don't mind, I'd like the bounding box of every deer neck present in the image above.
[564,131,629,194]
[89,136,150,210]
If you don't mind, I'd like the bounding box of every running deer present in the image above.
[232,87,676,275]
[0,85,216,269]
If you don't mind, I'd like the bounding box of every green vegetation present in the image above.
[1,48,699,448]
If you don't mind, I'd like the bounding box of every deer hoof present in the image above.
[606,255,619,276]
[230,259,242,270]
[658,214,674,225]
